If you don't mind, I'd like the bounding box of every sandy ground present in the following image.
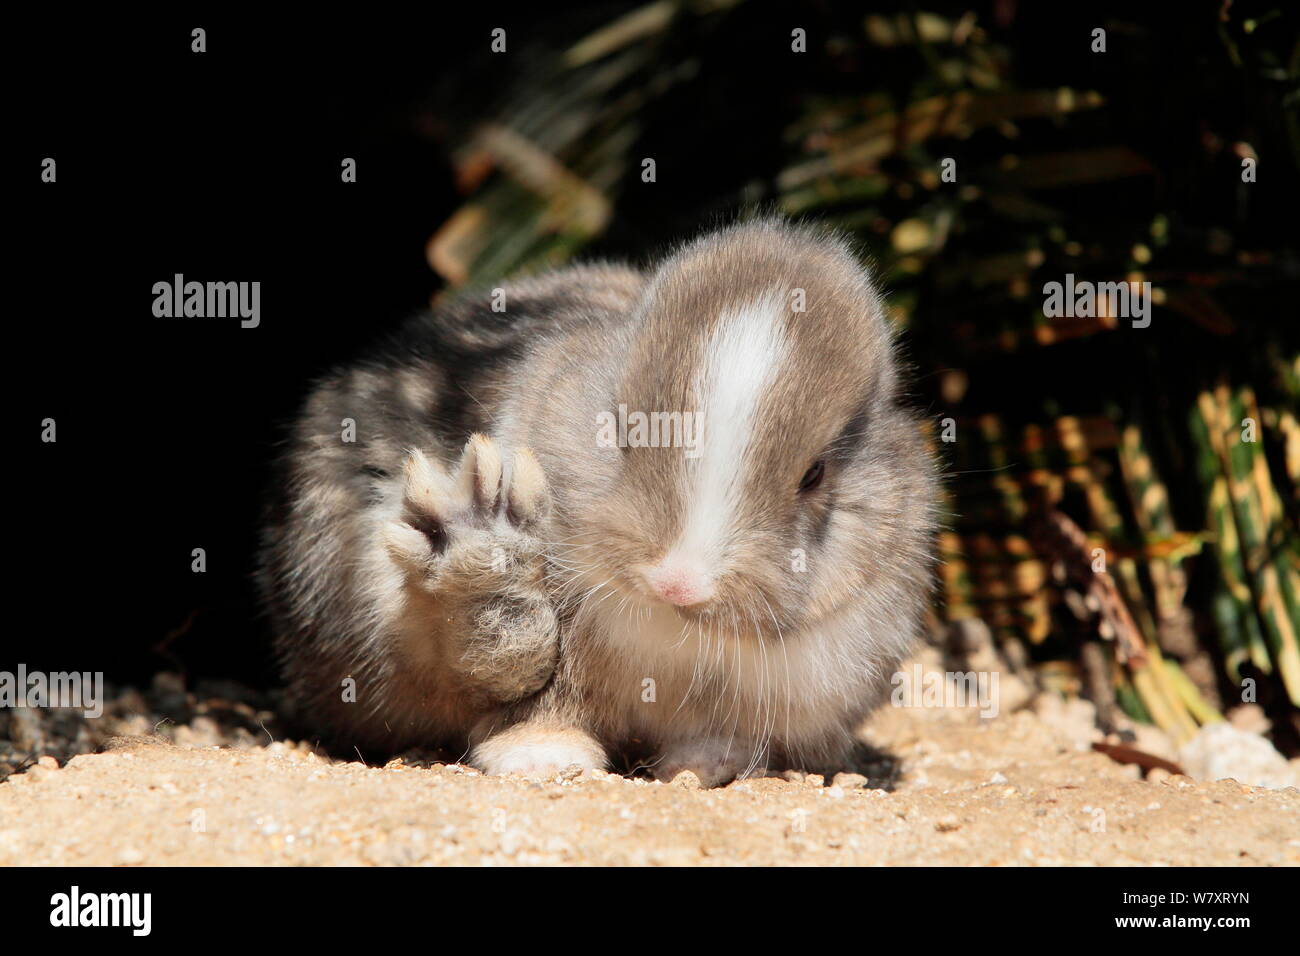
[2,687,1298,866]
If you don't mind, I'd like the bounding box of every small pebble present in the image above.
[118,847,144,865]
[499,830,524,856]
[670,770,702,790]
[831,772,869,790]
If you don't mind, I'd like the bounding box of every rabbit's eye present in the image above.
[797,460,825,493]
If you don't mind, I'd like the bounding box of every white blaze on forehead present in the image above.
[671,289,788,566]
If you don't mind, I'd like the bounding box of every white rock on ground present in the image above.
[1179,722,1300,790]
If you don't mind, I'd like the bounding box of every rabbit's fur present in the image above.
[259,220,938,785]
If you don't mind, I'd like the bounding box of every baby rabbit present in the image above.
[259,220,938,786]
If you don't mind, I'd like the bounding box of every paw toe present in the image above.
[400,448,455,520]
[506,447,548,527]
[459,433,503,514]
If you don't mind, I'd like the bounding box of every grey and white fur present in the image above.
[258,219,938,786]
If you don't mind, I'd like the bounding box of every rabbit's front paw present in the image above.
[384,434,557,703]
[472,723,607,777]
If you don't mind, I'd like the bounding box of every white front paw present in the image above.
[472,726,607,777]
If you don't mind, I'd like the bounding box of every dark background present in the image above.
[14,4,828,686]
[13,3,1300,711]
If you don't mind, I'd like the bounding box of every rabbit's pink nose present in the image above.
[643,557,715,607]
